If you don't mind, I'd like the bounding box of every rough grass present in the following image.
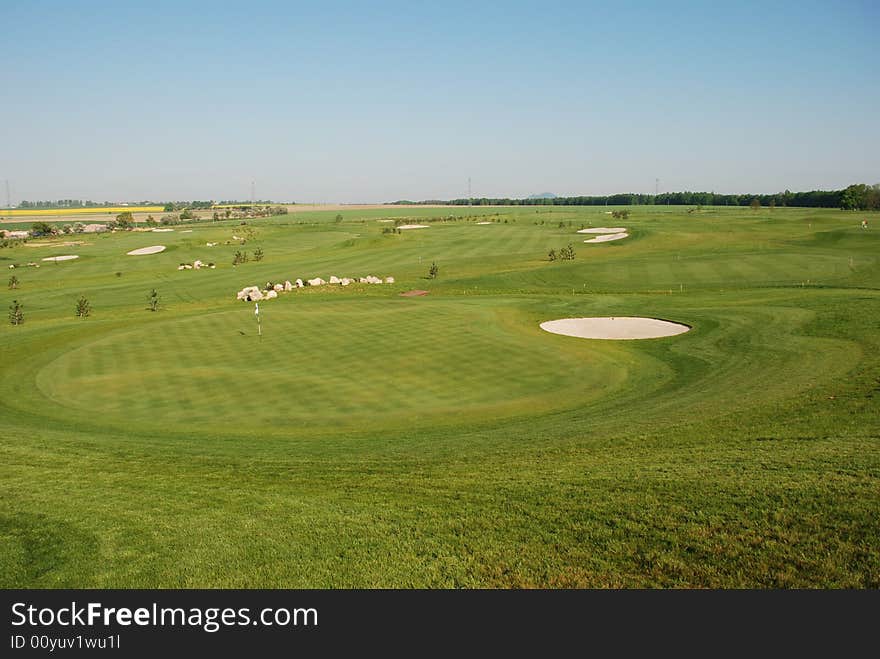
[0,205,878,587]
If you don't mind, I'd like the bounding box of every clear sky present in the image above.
[2,0,878,203]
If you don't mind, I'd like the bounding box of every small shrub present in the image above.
[8,275,18,289]
[148,289,159,312]
[428,261,439,279]
[253,247,264,262]
[9,299,23,325]
[75,296,91,318]
[548,248,557,261]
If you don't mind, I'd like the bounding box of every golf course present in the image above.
[1,204,878,587]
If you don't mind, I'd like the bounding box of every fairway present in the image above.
[1,205,878,587]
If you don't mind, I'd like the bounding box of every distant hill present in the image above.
[528,192,558,199]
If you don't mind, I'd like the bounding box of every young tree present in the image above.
[145,215,158,227]
[75,296,91,318]
[147,289,159,312]
[114,211,135,229]
[750,198,761,212]
[548,248,557,261]
[9,299,23,325]
[428,261,439,279]
[335,214,343,223]
[253,247,264,261]
[8,275,19,289]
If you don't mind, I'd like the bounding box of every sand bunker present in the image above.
[476,221,493,225]
[42,255,79,262]
[577,227,626,234]
[398,224,430,230]
[152,228,174,232]
[540,317,690,340]
[127,245,166,256]
[400,290,429,297]
[584,232,628,243]
[377,219,394,223]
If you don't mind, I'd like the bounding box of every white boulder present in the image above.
[295,279,304,288]
[329,275,341,284]
[273,283,284,292]
[385,276,395,284]
[307,277,326,286]
[284,280,293,291]
[266,289,278,299]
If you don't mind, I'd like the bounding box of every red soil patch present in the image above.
[399,290,429,297]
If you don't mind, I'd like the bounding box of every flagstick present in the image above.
[255,302,262,340]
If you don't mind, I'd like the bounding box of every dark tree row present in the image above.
[392,184,880,210]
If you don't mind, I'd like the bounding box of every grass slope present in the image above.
[1,206,878,587]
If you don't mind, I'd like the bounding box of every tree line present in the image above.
[392,184,880,210]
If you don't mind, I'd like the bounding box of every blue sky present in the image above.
[2,0,877,202]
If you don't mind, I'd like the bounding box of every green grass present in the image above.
[1,206,878,587]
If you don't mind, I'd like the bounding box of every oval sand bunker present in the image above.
[42,255,79,262]
[577,227,626,234]
[540,317,690,340]
[584,232,628,243]
[127,245,166,256]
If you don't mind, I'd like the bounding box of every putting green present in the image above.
[34,299,629,434]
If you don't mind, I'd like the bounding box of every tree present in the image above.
[145,215,158,227]
[548,248,557,261]
[31,222,54,237]
[75,296,91,318]
[428,261,439,279]
[750,198,761,212]
[115,211,135,229]
[335,214,343,223]
[9,300,23,325]
[8,275,19,289]
[180,209,194,220]
[253,247,264,262]
[147,289,159,312]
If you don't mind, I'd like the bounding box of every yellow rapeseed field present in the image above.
[4,206,163,217]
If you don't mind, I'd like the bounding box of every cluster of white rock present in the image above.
[236,275,395,302]
[178,259,215,270]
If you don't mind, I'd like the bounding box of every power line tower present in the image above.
[250,180,255,205]
[467,177,472,205]
[5,180,11,219]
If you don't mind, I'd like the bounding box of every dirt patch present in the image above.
[25,240,86,248]
[400,290,429,297]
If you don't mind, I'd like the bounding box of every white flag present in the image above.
[254,302,260,316]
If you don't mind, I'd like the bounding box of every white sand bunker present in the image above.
[127,245,166,256]
[152,228,174,232]
[398,224,430,230]
[42,255,79,262]
[584,232,628,243]
[377,219,394,223]
[540,317,690,340]
[476,221,493,225]
[577,227,626,234]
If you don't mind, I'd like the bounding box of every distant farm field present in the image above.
[1,205,878,587]
[2,206,164,217]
